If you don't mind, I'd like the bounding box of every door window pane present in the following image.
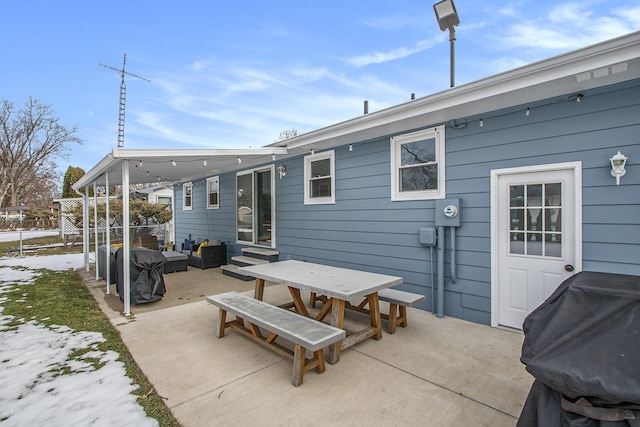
[509,182,562,258]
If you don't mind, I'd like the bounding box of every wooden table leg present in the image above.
[216,308,227,338]
[254,278,265,300]
[288,287,310,317]
[367,292,383,340]
[328,298,345,364]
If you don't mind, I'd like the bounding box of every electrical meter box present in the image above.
[435,198,461,227]
[419,227,437,246]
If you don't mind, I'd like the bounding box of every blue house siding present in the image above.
[174,175,238,248]
[174,78,639,325]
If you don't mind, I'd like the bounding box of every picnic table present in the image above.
[238,260,403,364]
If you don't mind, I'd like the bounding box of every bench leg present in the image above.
[399,306,408,328]
[386,304,409,334]
[387,303,399,334]
[292,344,306,386]
[314,349,326,374]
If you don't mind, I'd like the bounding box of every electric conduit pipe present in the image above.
[437,226,445,318]
[450,226,458,284]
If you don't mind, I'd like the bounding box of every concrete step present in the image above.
[241,247,280,262]
[221,264,255,281]
[231,255,270,267]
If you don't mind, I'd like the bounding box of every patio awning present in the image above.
[72,147,288,189]
[72,147,287,317]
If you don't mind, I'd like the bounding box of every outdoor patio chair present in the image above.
[188,240,227,269]
[140,235,160,250]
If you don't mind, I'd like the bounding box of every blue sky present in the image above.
[2,0,639,177]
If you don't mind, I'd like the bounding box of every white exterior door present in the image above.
[491,162,582,329]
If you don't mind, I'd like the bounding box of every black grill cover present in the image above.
[520,272,640,405]
[116,247,166,304]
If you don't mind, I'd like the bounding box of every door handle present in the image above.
[564,265,575,272]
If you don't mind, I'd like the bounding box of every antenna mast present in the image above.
[99,54,150,147]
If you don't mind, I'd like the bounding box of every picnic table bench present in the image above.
[207,292,346,386]
[238,260,403,364]
[311,288,425,334]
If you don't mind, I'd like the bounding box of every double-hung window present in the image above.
[304,150,335,204]
[207,176,219,209]
[183,182,193,210]
[390,126,445,200]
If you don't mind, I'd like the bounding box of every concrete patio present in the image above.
[81,266,533,426]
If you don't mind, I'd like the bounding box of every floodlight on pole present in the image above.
[433,0,460,88]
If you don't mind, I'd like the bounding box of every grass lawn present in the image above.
[0,235,84,256]
[1,250,182,426]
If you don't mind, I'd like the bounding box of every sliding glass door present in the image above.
[236,166,274,247]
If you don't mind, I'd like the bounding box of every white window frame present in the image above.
[235,165,276,248]
[183,182,193,210]
[304,150,335,205]
[206,176,220,209]
[390,125,446,201]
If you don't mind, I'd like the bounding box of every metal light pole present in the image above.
[433,0,460,88]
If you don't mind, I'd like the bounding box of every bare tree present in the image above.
[0,98,82,207]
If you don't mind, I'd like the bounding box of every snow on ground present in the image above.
[0,254,158,426]
[0,230,60,242]
[0,253,89,270]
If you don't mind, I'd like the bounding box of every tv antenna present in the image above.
[99,54,150,147]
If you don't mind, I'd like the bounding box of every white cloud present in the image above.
[346,36,444,67]
[615,6,640,26]
[290,66,330,82]
[187,60,212,72]
[500,3,639,51]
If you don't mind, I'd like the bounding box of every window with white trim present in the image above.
[157,196,172,210]
[391,126,445,200]
[207,176,219,209]
[183,182,193,210]
[304,150,335,204]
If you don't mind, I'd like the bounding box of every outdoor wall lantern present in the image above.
[433,0,460,88]
[610,151,628,185]
[277,164,286,179]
